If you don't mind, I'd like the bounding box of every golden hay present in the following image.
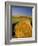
[15,19,32,38]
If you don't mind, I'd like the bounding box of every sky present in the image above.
[11,6,32,16]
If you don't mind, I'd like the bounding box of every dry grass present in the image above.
[12,15,32,38]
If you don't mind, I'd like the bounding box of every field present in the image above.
[12,15,32,38]
[12,16,32,24]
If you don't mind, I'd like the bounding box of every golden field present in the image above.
[12,15,32,38]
